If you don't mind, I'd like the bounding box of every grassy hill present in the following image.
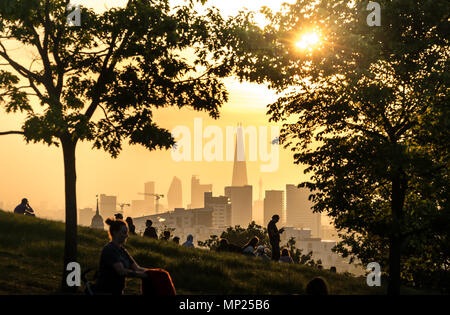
[0,210,388,295]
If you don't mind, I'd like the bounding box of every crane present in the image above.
[138,193,164,214]
[118,203,130,212]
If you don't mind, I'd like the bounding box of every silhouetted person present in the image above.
[114,213,123,220]
[161,230,171,241]
[125,217,136,235]
[14,198,35,217]
[242,236,259,256]
[330,266,337,273]
[143,220,158,239]
[182,234,194,247]
[95,218,149,295]
[268,214,284,261]
[173,236,180,244]
[279,248,294,264]
[306,277,329,295]
[216,238,241,253]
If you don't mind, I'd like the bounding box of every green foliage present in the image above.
[223,0,449,292]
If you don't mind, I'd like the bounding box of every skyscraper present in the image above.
[253,178,264,225]
[286,184,321,237]
[190,175,212,208]
[231,124,248,186]
[204,191,232,228]
[263,190,285,226]
[167,176,183,210]
[225,185,253,227]
[99,194,117,219]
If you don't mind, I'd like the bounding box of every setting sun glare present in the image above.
[295,31,321,51]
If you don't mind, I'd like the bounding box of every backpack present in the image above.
[141,268,176,296]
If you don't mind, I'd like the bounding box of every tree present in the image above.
[0,0,236,292]
[223,0,449,294]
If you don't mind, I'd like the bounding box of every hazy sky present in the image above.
[0,0,321,222]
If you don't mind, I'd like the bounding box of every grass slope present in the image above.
[0,210,385,295]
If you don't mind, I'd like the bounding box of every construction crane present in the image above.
[118,203,130,211]
[138,193,164,214]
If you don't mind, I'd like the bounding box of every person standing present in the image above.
[267,214,284,261]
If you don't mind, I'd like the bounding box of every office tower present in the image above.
[144,181,155,212]
[99,194,117,219]
[204,192,232,228]
[91,197,104,230]
[232,124,248,186]
[286,184,321,237]
[263,190,285,226]
[79,207,93,226]
[167,176,183,210]
[190,175,212,209]
[253,178,264,225]
[225,185,253,227]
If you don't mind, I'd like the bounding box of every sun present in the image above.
[295,31,321,51]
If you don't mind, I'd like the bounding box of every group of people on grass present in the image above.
[13,199,330,295]
[95,215,330,295]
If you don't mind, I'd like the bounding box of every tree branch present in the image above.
[0,130,24,136]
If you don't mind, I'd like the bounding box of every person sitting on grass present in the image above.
[94,218,149,295]
[173,236,180,244]
[255,245,270,261]
[14,198,35,217]
[125,217,137,235]
[279,248,294,264]
[161,230,171,241]
[182,234,194,247]
[242,236,259,257]
[143,219,158,239]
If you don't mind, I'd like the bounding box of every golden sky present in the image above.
[0,0,322,222]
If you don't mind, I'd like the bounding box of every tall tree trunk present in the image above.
[388,166,406,295]
[60,137,78,293]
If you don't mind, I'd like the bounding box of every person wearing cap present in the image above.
[14,198,35,217]
[267,214,284,261]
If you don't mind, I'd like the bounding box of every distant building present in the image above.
[286,184,321,237]
[253,178,264,225]
[204,192,231,228]
[167,176,183,210]
[79,207,94,226]
[0,201,4,210]
[99,194,117,219]
[263,190,285,226]
[91,198,104,230]
[225,185,253,228]
[190,175,212,209]
[231,124,248,186]
[321,223,340,241]
[133,207,213,233]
